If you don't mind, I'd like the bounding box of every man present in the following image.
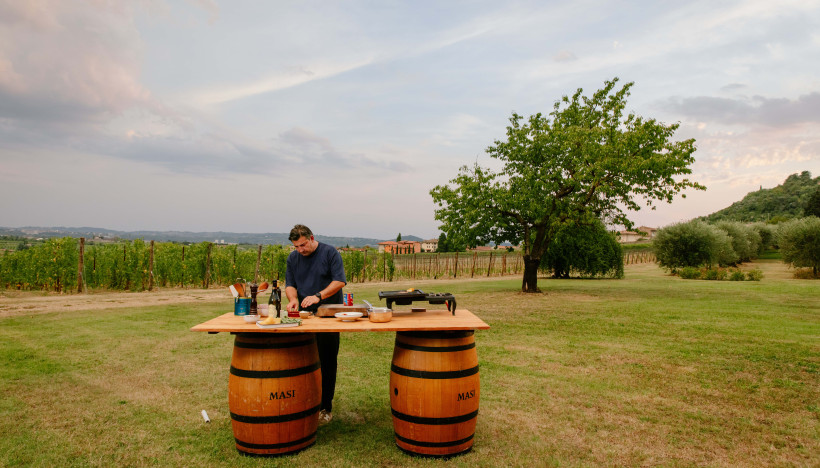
[285,224,346,425]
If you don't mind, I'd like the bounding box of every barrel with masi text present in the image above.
[228,333,321,456]
[390,330,480,457]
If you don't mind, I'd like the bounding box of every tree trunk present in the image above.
[521,257,541,293]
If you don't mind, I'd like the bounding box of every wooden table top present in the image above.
[190,309,489,333]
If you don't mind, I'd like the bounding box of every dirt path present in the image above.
[0,288,227,318]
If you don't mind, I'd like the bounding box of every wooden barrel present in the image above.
[228,333,321,456]
[390,330,480,457]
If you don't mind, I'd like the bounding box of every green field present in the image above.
[1,260,817,467]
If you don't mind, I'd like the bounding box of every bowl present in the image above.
[243,314,259,322]
[335,311,363,322]
[368,307,392,323]
[299,311,311,319]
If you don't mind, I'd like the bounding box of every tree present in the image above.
[430,78,704,292]
[777,217,820,277]
[805,186,820,218]
[396,233,402,242]
[436,232,448,252]
[654,220,736,270]
[540,219,623,278]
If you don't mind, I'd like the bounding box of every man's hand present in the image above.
[300,295,320,309]
[287,299,299,312]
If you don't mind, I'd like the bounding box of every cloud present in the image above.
[662,93,820,127]
[553,50,577,62]
[191,60,374,105]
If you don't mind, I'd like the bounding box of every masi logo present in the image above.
[457,389,475,401]
[269,390,296,400]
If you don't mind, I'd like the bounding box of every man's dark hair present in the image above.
[289,224,313,241]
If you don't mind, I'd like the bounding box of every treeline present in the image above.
[701,171,819,223]
[654,217,820,279]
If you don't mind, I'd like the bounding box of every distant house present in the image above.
[616,226,658,243]
[337,247,367,253]
[421,239,438,252]
[378,240,421,254]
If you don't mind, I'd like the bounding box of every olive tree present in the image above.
[654,220,736,270]
[777,217,820,276]
[430,78,703,292]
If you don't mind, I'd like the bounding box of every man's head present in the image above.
[289,224,318,256]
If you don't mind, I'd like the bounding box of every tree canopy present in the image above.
[702,171,819,223]
[430,78,704,292]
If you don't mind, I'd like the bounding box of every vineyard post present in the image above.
[382,252,386,282]
[413,254,417,280]
[470,251,477,277]
[502,253,507,275]
[181,246,185,288]
[487,251,493,277]
[77,237,85,293]
[362,250,367,283]
[254,244,262,283]
[204,243,212,289]
[454,252,459,278]
[148,240,155,291]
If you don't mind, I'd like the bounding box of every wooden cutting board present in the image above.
[316,304,369,317]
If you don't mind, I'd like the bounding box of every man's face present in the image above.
[292,235,317,256]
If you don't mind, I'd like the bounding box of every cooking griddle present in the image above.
[377,290,457,315]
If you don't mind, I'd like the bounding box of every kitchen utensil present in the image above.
[229,285,239,298]
[234,282,245,298]
[368,307,392,323]
[257,282,269,293]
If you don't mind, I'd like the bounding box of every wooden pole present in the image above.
[254,244,262,283]
[181,245,185,288]
[502,253,507,275]
[487,251,493,277]
[454,252,459,278]
[470,251,477,278]
[362,249,367,283]
[204,243,212,289]
[148,240,155,291]
[412,254,417,280]
[77,237,85,293]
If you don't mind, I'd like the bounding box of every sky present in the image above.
[1,0,819,240]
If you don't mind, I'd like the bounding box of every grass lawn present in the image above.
[1,260,817,467]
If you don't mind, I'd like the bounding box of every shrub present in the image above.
[654,220,737,269]
[703,269,720,280]
[746,269,764,281]
[729,270,746,281]
[541,219,624,279]
[678,266,702,279]
[792,268,820,279]
[777,217,820,277]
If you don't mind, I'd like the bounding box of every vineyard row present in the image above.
[0,238,655,293]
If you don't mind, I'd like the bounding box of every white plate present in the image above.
[335,311,363,322]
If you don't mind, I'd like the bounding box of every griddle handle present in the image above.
[448,299,456,315]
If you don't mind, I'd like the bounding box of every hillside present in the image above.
[0,226,425,248]
[700,171,819,223]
